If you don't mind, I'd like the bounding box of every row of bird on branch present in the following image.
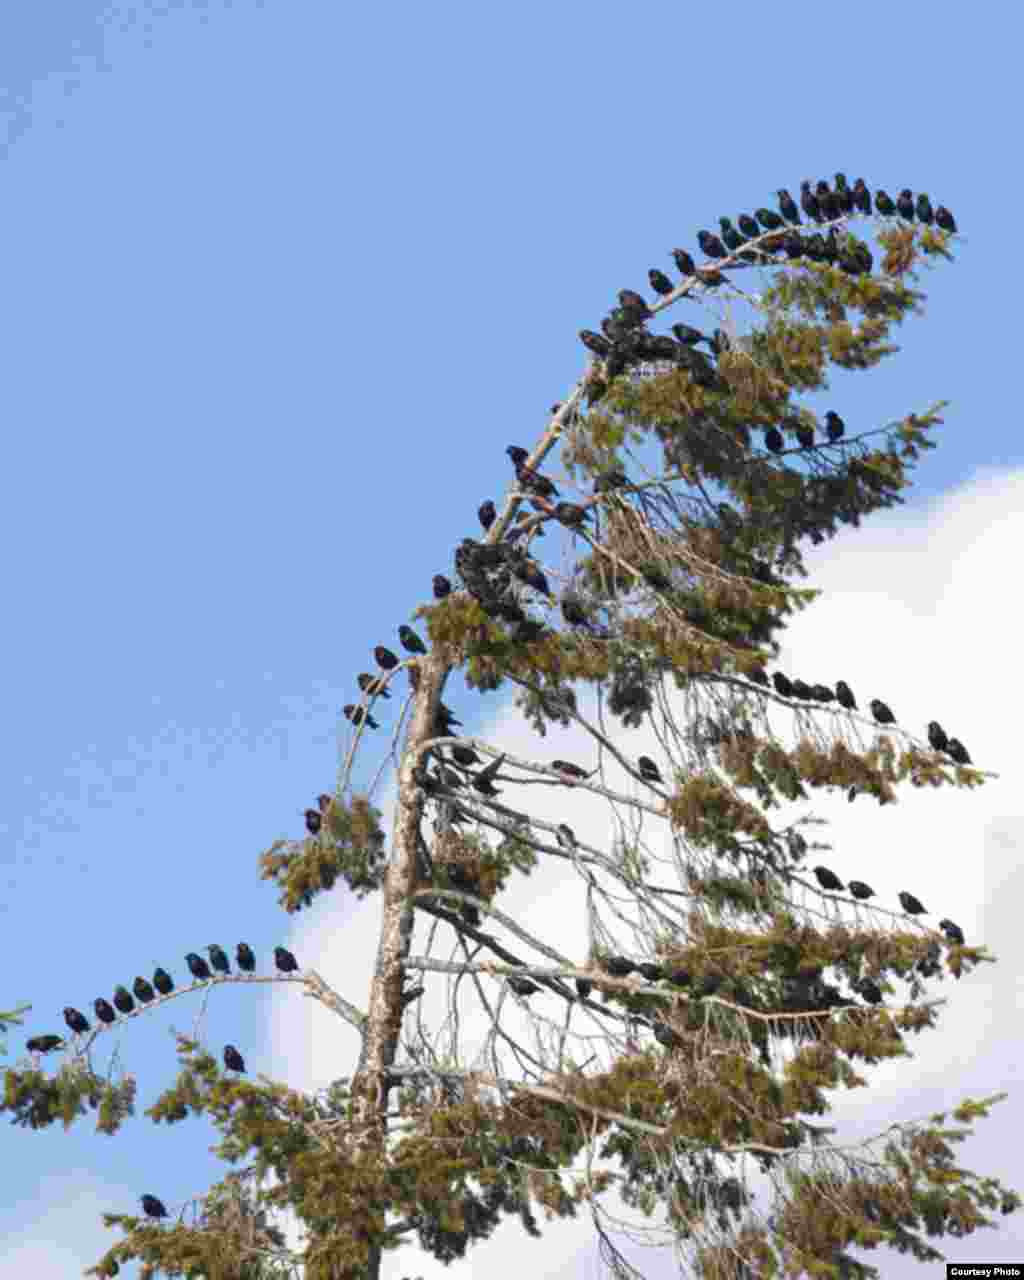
[24,943,300,1057]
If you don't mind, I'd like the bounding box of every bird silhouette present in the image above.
[637,756,662,784]
[223,1044,246,1074]
[835,680,857,710]
[374,645,399,670]
[671,248,695,276]
[236,943,256,973]
[93,998,116,1025]
[185,953,212,981]
[947,738,972,765]
[140,1194,168,1220]
[343,704,379,729]
[813,866,844,892]
[357,673,390,700]
[847,880,875,901]
[870,699,896,725]
[63,1007,90,1035]
[153,967,174,995]
[206,944,230,975]
[648,268,674,296]
[825,410,845,442]
[507,975,540,997]
[874,189,896,217]
[601,956,636,977]
[274,946,299,973]
[935,206,957,233]
[112,986,134,1015]
[899,891,927,916]
[552,759,593,782]
[927,720,949,752]
[304,809,322,835]
[26,1034,64,1054]
[575,977,592,1001]
[433,574,452,599]
[132,977,155,1004]
[772,672,794,697]
[399,625,427,655]
[939,918,965,945]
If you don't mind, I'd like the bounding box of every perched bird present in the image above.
[927,721,949,753]
[552,759,593,782]
[790,679,814,700]
[471,753,505,796]
[305,809,322,836]
[811,684,835,703]
[63,1006,90,1035]
[433,574,452,600]
[112,986,135,1015]
[939,918,965,946]
[847,880,876,901]
[898,890,927,916]
[764,427,784,454]
[617,288,650,316]
[357,673,390,701]
[317,792,333,814]
[824,410,845,442]
[777,188,801,225]
[718,217,745,251]
[94,997,117,1025]
[874,189,896,217]
[601,956,636,978]
[555,823,577,852]
[671,322,705,347]
[223,1044,246,1074]
[575,977,592,1001]
[648,267,675,296]
[737,212,761,240]
[671,247,695,276]
[935,205,957,233]
[140,1194,168,1220]
[399,625,427,655]
[813,865,845,892]
[153,967,174,996]
[477,500,497,531]
[506,975,540,998]
[870,698,896,725]
[506,445,530,468]
[852,178,872,215]
[747,667,769,686]
[896,189,915,221]
[637,756,663,784]
[834,173,854,214]
[554,502,591,529]
[856,977,883,1006]
[637,962,664,982]
[794,421,815,449]
[815,179,839,221]
[755,206,784,231]
[450,745,481,767]
[835,680,857,711]
[274,946,299,974]
[772,672,794,697]
[186,952,212,982]
[947,738,972,765]
[374,645,399,670]
[579,329,612,358]
[26,1034,64,1054]
[343,704,380,729]
[697,230,727,259]
[133,977,156,1005]
[512,559,551,598]
[799,180,822,223]
[915,193,934,224]
[236,943,256,973]
[207,944,231,975]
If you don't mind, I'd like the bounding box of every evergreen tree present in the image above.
[5,175,1019,1280]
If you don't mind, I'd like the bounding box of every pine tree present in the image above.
[5,174,1018,1280]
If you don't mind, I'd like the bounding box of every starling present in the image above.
[857,977,883,1006]
[447,745,479,769]
[515,465,559,500]
[552,759,593,782]
[927,721,949,753]
[697,267,725,288]
[747,666,769,686]
[803,233,826,262]
[777,188,801,225]
[939,918,965,946]
[512,558,550,597]
[593,468,626,493]
[811,684,835,703]
[580,329,612,358]
[697,230,727,259]
[898,890,927,916]
[755,206,784,231]
[374,645,399,671]
[305,808,322,836]
[601,955,636,978]
[915,193,934,224]
[140,1194,168,1220]
[207,944,231,975]
[637,756,662,784]
[433,574,452,600]
[896,189,915,221]
[671,247,695,276]
[357,673,390,700]
[874,188,896,217]
[718,217,745,251]
[94,997,117,1025]
[63,1006,90,1035]
[477,500,497,531]
[847,880,876,901]
[506,445,530,468]
[671,322,704,347]
[472,752,505,789]
[554,502,591,528]
[815,179,839,220]
[783,232,805,259]
[947,738,971,765]
[506,975,540,998]
[223,1044,246,1074]
[555,823,576,852]
[835,680,857,710]
[869,698,896,725]
[575,977,592,1001]
[344,704,379,729]
[637,962,664,982]
[186,952,212,982]
[824,410,845,442]
[26,1034,64,1054]
[133,977,155,1004]
[813,865,845,892]
[617,288,650,316]
[274,946,299,974]
[935,205,957,233]
[235,943,256,973]
[737,212,761,240]
[852,178,872,215]
[764,427,784,454]
[399,624,427,655]
[772,672,794,697]
[648,268,675,296]
[793,420,815,449]
[153,967,174,995]
[799,180,822,223]
[790,679,814,700]
[834,173,854,214]
[113,986,135,1015]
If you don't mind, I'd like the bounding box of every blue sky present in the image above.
[2,2,1021,1276]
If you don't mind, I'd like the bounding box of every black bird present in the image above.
[554,502,591,529]
[813,865,844,892]
[896,189,915,221]
[575,977,592,1001]
[648,268,675,296]
[834,173,854,214]
[637,756,662,784]
[140,1194,168,1220]
[718,217,745,251]
[847,880,876,901]
[697,230,727,259]
[737,213,761,240]
[374,645,399,670]
[601,956,636,978]
[752,206,783,231]
[671,247,695,276]
[555,823,576,852]
[26,1034,64,1054]
[617,288,650,317]
[506,445,530,468]
[515,465,559,500]
[857,977,883,1006]
[133,977,155,1004]
[637,962,664,982]
[764,427,784,454]
[112,986,135,1015]
[697,267,725,288]
[399,625,427,655]
[852,178,872,215]
[671,322,704,347]
[512,559,551,598]
[471,753,505,796]
[506,975,540,998]
[772,672,794,697]
[870,698,896,725]
[874,189,896,217]
[477,500,497,531]
[186,952,212,982]
[305,808,322,835]
[449,745,481,768]
[580,329,612,358]
[552,759,593,782]
[432,574,451,599]
[223,1044,246,1074]
[94,997,117,1025]
[811,684,835,703]
[835,680,857,710]
[317,792,332,813]
[236,943,256,973]
[274,946,299,973]
[777,188,801,225]
[947,738,971,765]
[790,679,814,701]
[935,205,957,233]
[939,918,965,946]
[927,720,949,752]
[815,180,839,221]
[800,180,822,223]
[207,944,231,975]
[357,672,390,700]
[794,421,815,449]
[824,410,845,442]
[898,890,927,916]
[64,1006,90,1035]
[747,667,769,686]
[153,967,174,995]
[915,193,934,224]
[782,232,805,259]
[343,704,380,729]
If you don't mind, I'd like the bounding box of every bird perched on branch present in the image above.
[671,248,695,276]
[304,808,322,836]
[223,1044,246,1074]
[26,1035,64,1054]
[507,975,540,998]
[874,189,896,217]
[515,465,559,500]
[207,944,230,975]
[471,753,505,797]
[870,698,896,725]
[847,880,876,901]
[637,756,662,784]
[772,672,794,697]
[186,952,212,981]
[835,680,857,710]
[399,625,427,655]
[63,1007,90,1035]
[947,738,971,765]
[896,189,915,221]
[552,759,593,783]
[153,967,174,995]
[813,866,844,892]
[575,977,592,1001]
[433,574,452,600]
[94,997,116,1025]
[939,918,965,945]
[343,704,379,729]
[555,823,576,852]
[935,205,957,233]
[274,946,299,973]
[648,268,674,296]
[697,230,727,259]
[927,720,949,753]
[133,977,155,1004]
[113,986,134,1015]
[236,943,256,973]
[899,891,927,916]
[374,645,399,671]
[825,410,845,442]
[357,673,390,700]
[140,1194,168,1220]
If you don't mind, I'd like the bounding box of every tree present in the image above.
[6,176,1019,1280]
